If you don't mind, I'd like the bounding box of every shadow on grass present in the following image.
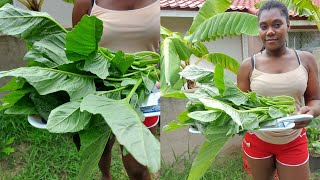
[0,111,128,180]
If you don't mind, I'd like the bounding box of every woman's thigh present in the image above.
[276,160,310,180]
[245,153,276,180]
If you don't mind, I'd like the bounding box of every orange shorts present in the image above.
[242,128,309,176]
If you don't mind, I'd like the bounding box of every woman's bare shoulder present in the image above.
[239,57,253,69]
[297,50,317,72]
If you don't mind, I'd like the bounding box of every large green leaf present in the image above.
[199,98,243,128]
[80,94,160,173]
[0,4,66,43]
[0,67,96,101]
[188,110,222,122]
[179,64,213,82]
[79,52,111,79]
[77,124,111,180]
[65,15,103,61]
[169,37,192,61]
[4,95,37,114]
[110,51,135,75]
[160,38,181,89]
[187,0,232,35]
[188,127,229,180]
[0,77,25,91]
[223,78,248,106]
[186,12,259,43]
[46,101,92,133]
[204,53,240,74]
[0,86,33,110]
[24,33,71,68]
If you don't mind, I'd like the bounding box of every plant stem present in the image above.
[38,0,44,11]
[105,77,126,82]
[18,0,31,9]
[130,51,160,58]
[123,71,140,77]
[126,78,142,103]
[97,86,127,95]
[98,48,112,60]
[238,107,269,113]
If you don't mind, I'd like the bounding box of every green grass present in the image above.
[0,111,128,180]
[160,149,251,180]
[160,147,320,180]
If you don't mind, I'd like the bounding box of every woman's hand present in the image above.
[293,106,315,129]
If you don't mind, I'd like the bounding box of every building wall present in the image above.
[0,36,27,98]
[13,0,74,28]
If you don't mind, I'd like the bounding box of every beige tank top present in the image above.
[250,50,308,144]
[90,0,160,53]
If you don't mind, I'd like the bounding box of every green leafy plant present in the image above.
[163,64,297,180]
[0,4,160,179]
[160,0,259,94]
[307,118,320,157]
[0,137,15,159]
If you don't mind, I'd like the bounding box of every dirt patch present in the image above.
[0,142,29,177]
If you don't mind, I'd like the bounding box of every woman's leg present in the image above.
[245,153,277,180]
[275,128,310,180]
[100,135,116,180]
[121,125,158,180]
[121,148,151,180]
[276,160,310,180]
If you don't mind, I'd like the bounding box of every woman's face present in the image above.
[258,8,289,51]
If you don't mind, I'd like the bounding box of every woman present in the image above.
[237,1,320,180]
[72,0,160,179]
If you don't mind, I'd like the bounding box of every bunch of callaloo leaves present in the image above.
[163,64,296,180]
[0,4,159,179]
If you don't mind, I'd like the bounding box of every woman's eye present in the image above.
[260,25,267,30]
[274,24,281,28]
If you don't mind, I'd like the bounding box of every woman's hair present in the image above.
[257,0,289,24]
[257,0,289,53]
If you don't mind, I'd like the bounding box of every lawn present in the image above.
[0,111,128,180]
[160,149,251,180]
[160,143,320,180]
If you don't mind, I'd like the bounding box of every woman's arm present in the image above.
[301,51,320,116]
[295,51,320,128]
[237,57,252,92]
[72,0,92,27]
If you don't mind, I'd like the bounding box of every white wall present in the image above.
[13,0,73,28]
